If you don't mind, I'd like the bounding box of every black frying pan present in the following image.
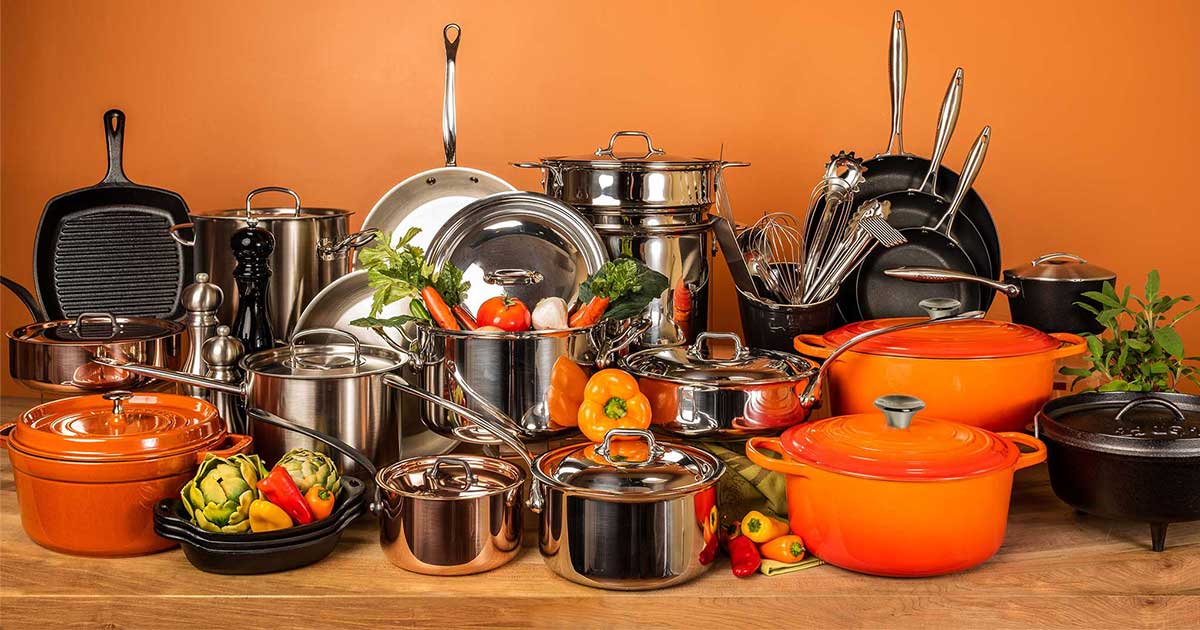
[34,110,191,320]
[847,126,992,319]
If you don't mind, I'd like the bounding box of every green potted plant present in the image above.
[1062,270,1200,392]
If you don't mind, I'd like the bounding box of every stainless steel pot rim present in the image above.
[8,317,185,346]
[190,207,353,220]
[530,463,723,502]
[622,334,817,386]
[375,455,525,499]
[734,284,837,310]
[538,159,725,172]
[531,437,725,502]
[241,343,407,378]
[410,320,600,340]
[589,216,719,235]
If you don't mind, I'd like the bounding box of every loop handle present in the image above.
[245,187,301,226]
[688,331,747,360]
[424,457,478,493]
[289,327,362,370]
[594,428,663,466]
[484,268,544,286]
[1032,252,1087,266]
[1114,398,1187,424]
[595,131,664,160]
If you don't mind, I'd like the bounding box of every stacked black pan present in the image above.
[814,12,1001,324]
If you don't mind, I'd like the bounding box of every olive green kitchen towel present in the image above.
[693,441,789,525]
[760,557,826,576]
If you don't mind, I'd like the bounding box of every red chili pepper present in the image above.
[699,530,720,566]
[257,466,315,525]
[728,533,761,577]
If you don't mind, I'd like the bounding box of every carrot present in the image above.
[421,286,459,330]
[453,305,478,330]
[568,296,609,327]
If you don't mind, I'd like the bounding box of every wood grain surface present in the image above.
[0,396,1196,629]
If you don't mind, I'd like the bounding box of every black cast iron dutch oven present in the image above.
[1035,391,1200,551]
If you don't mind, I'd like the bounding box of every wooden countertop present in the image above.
[1,395,1197,630]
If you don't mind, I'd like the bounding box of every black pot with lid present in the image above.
[1003,253,1116,334]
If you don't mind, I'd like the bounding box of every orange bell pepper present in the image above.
[547,357,589,428]
[760,535,806,563]
[577,369,652,442]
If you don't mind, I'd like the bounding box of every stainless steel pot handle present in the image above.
[169,222,196,247]
[245,186,301,226]
[510,162,564,190]
[917,68,964,196]
[884,266,1022,297]
[595,131,664,160]
[593,428,664,467]
[1032,252,1088,266]
[443,23,460,167]
[318,229,380,260]
[797,309,986,406]
[688,332,747,360]
[90,356,246,396]
[424,457,478,492]
[933,126,989,236]
[484,268,544,286]
[289,327,362,370]
[885,10,907,156]
[247,407,378,478]
[592,317,652,368]
[73,312,119,340]
[1113,398,1186,425]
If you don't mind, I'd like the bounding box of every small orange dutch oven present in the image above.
[794,317,1086,432]
[0,390,251,557]
[746,394,1045,577]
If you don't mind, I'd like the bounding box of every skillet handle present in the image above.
[101,109,130,185]
[885,10,907,155]
[169,223,196,247]
[247,407,378,479]
[793,334,833,359]
[745,437,809,476]
[443,23,459,167]
[197,433,253,463]
[0,276,46,321]
[996,432,1047,470]
[1046,333,1088,361]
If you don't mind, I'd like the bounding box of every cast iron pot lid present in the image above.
[622,332,815,386]
[1005,253,1116,282]
[424,192,608,313]
[1038,392,1200,457]
[534,428,724,501]
[11,312,184,344]
[376,455,523,500]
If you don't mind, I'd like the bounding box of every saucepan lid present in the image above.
[1005,253,1116,282]
[534,428,724,501]
[424,192,608,313]
[11,391,224,462]
[622,332,815,386]
[779,395,1020,481]
[11,312,184,344]
[1037,392,1200,457]
[375,455,523,500]
[243,328,405,377]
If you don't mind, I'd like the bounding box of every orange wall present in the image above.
[4,0,1200,395]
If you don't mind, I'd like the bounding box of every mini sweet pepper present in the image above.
[249,500,293,533]
[257,466,315,525]
[741,510,790,543]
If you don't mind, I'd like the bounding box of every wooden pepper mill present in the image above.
[230,187,282,354]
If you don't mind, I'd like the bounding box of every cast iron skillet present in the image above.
[34,110,191,320]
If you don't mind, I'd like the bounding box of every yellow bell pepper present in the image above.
[577,369,652,443]
[249,499,293,533]
[740,510,790,543]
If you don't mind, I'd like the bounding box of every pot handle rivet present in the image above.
[874,394,925,430]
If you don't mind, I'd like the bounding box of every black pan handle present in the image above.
[0,275,46,321]
[101,109,130,185]
[247,407,378,479]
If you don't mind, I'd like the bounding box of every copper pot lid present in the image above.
[534,429,724,501]
[623,332,814,386]
[10,312,184,345]
[820,317,1063,359]
[1037,392,1200,457]
[779,395,1019,481]
[11,391,224,462]
[375,455,523,500]
[1005,253,1116,282]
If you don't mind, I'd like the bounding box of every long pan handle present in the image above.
[91,356,245,396]
[0,276,46,321]
[442,24,460,167]
[885,10,907,155]
[918,68,963,195]
[248,407,378,479]
[935,125,990,235]
[884,266,1021,297]
[101,109,130,185]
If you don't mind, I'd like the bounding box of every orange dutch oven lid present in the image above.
[10,391,225,462]
[820,317,1062,359]
[779,395,1019,480]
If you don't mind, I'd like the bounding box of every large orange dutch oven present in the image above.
[746,395,1045,577]
[794,317,1086,432]
[0,391,251,556]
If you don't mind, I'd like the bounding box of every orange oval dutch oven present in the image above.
[795,317,1086,432]
[0,391,251,557]
[746,395,1045,577]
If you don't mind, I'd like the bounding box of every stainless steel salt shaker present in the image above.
[202,325,245,433]
[180,272,223,396]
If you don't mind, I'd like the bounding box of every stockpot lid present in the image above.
[10,312,184,344]
[1037,392,1200,457]
[534,429,724,501]
[779,395,1020,481]
[11,391,224,462]
[375,455,524,499]
[242,328,405,377]
[1005,253,1116,282]
[622,332,815,386]
[820,317,1063,359]
[195,187,350,222]
[540,131,724,171]
[425,192,608,313]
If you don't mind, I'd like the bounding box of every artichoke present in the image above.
[276,448,341,495]
[181,453,268,533]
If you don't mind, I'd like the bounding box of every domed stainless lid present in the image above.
[622,332,815,386]
[1005,253,1116,282]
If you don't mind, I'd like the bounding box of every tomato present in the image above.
[475,296,531,332]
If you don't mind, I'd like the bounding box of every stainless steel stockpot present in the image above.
[94,328,405,479]
[170,187,377,340]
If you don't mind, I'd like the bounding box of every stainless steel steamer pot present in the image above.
[170,187,377,340]
[94,328,404,479]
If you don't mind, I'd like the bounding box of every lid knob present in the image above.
[103,390,134,415]
[919,297,962,320]
[874,394,926,430]
[181,272,223,313]
[201,325,245,368]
